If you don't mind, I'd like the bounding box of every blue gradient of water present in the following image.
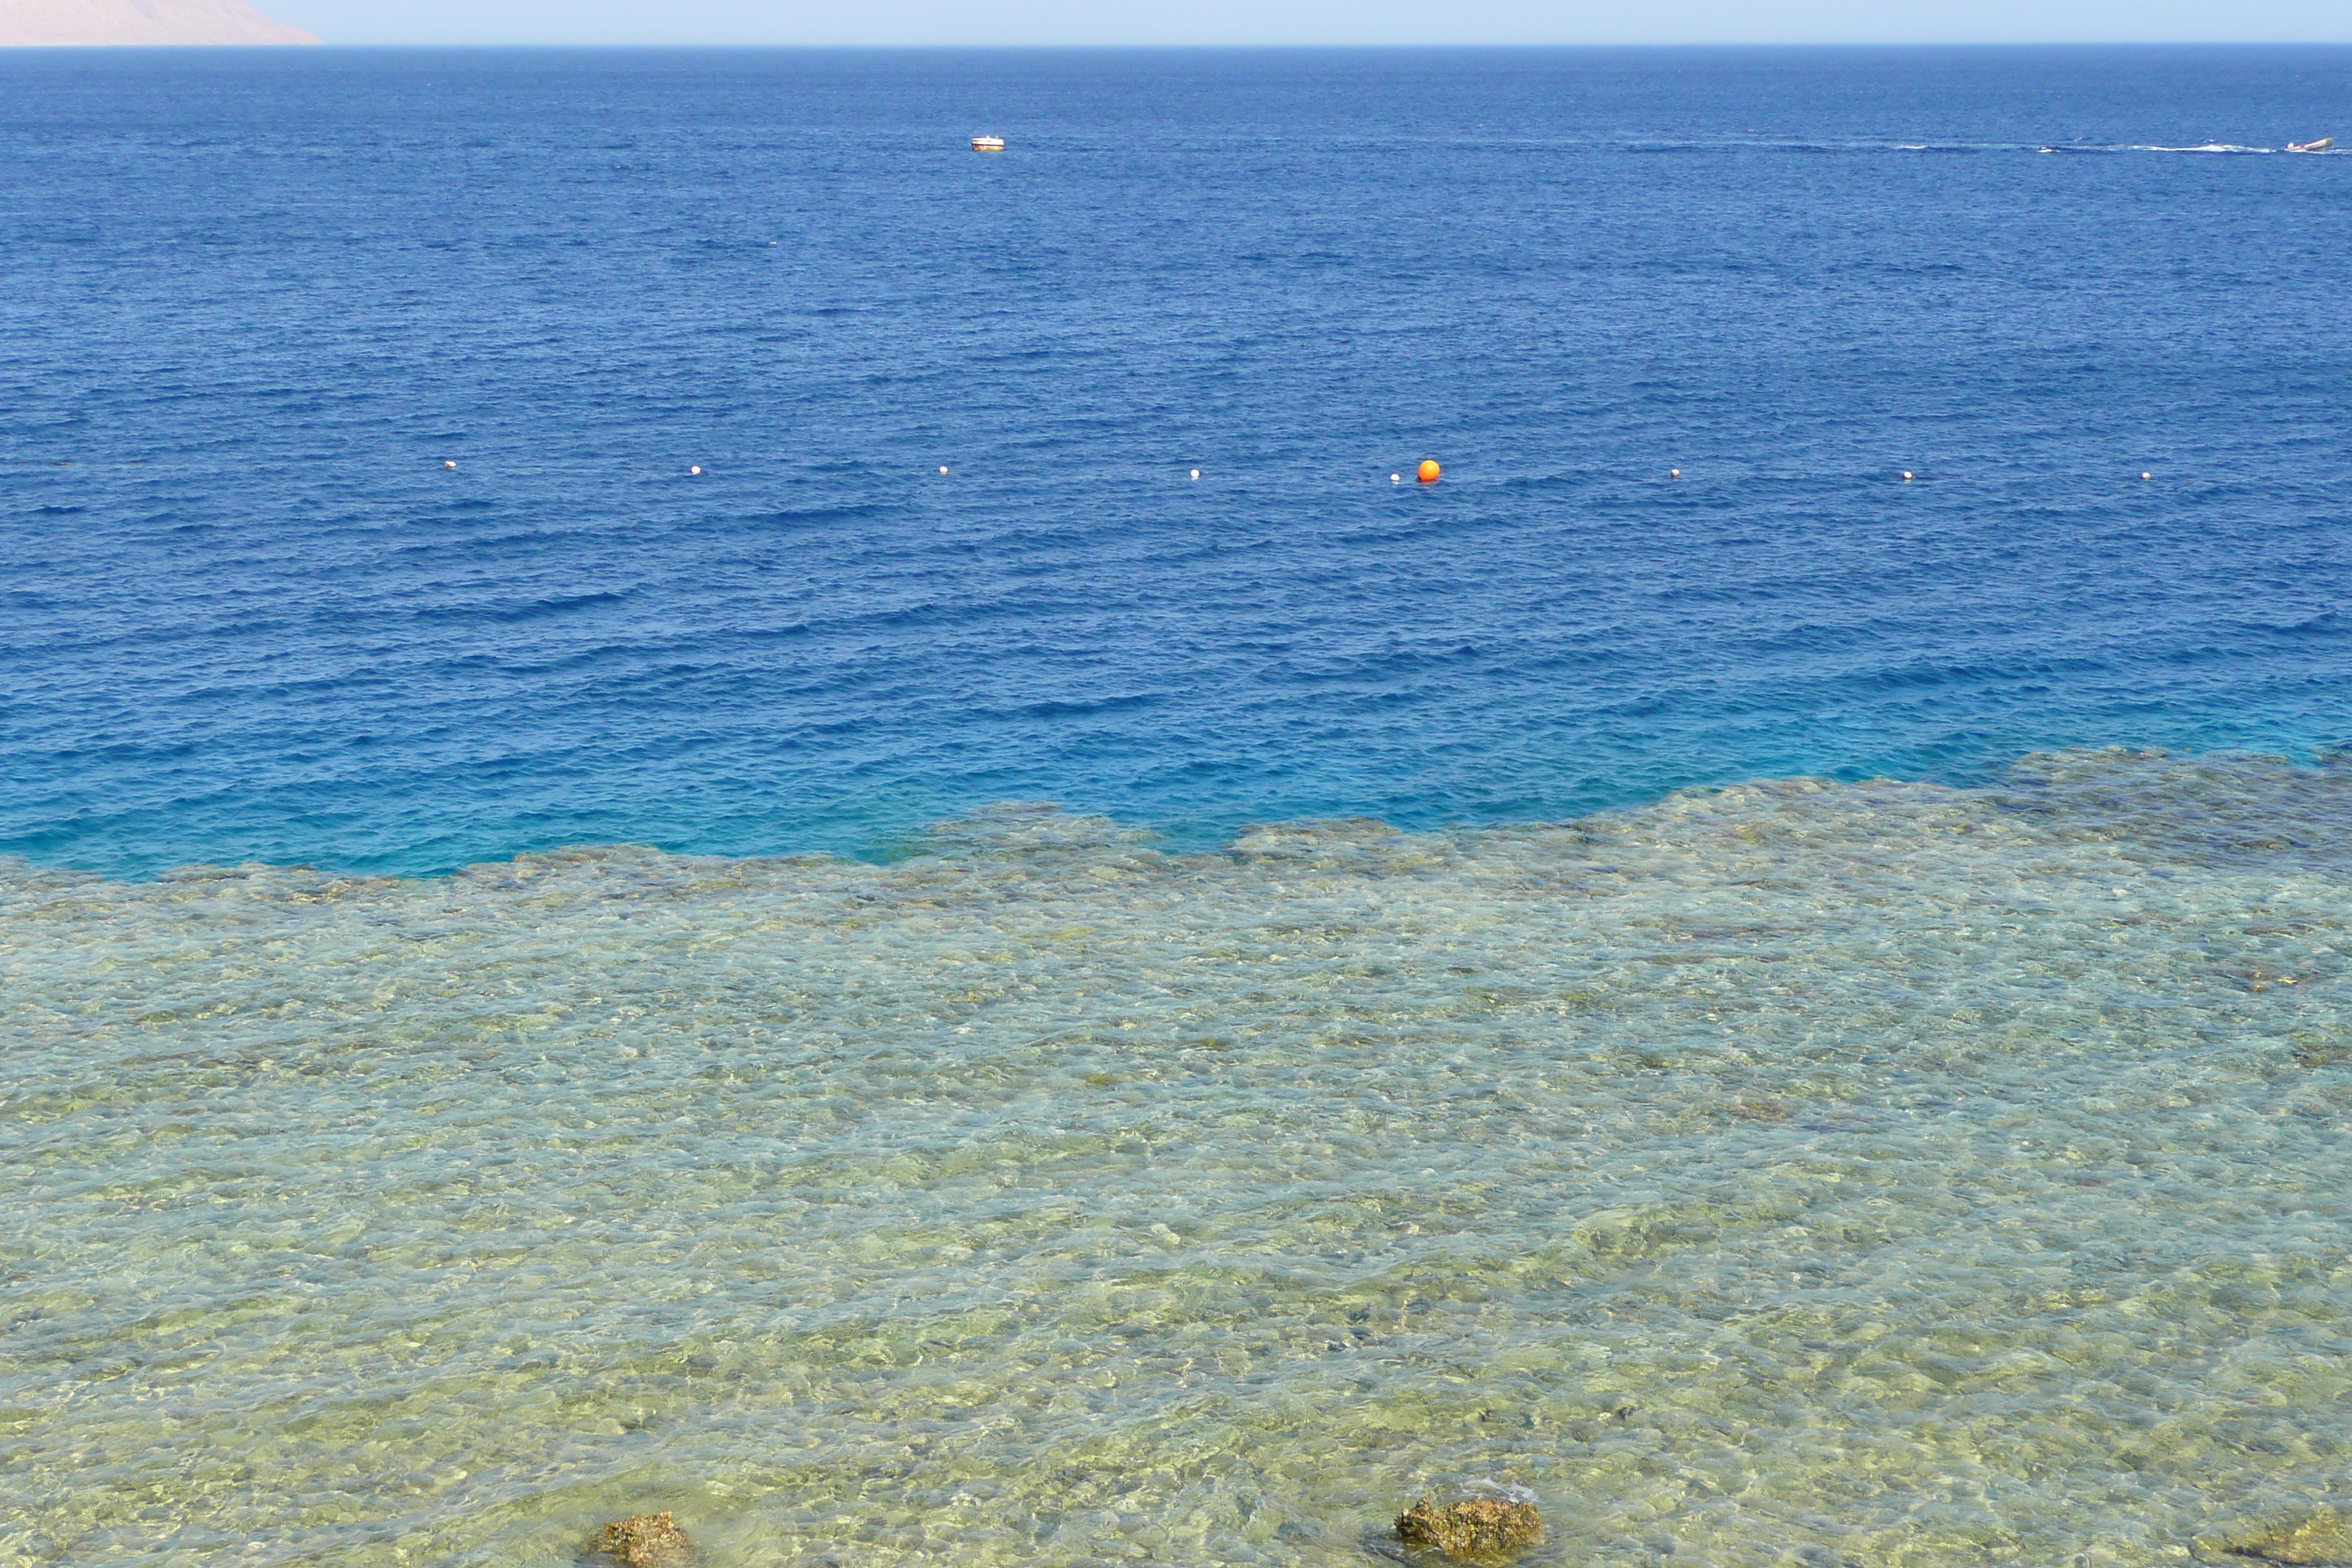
[1,46,2346,876]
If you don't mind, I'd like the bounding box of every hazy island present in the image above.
[1,0,318,45]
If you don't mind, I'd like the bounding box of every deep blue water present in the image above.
[2,45,2346,878]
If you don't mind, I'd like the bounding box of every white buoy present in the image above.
[1391,473,1401,483]
[690,466,702,475]
[2141,472,2152,480]
[939,466,949,475]
[1901,471,1914,482]
[444,460,457,470]
[1670,469,1681,478]
[1190,469,1200,480]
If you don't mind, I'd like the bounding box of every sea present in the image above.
[1,44,2348,1568]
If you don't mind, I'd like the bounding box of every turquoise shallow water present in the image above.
[6,748,2348,1567]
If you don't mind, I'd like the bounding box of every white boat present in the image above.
[971,135,1005,153]
[2285,137,2333,153]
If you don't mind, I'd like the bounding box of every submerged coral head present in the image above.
[593,1512,693,1567]
[1395,1494,1544,1560]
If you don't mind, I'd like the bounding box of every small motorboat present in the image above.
[2285,137,2333,153]
[971,135,1006,153]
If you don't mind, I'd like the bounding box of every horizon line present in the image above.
[15,39,2352,50]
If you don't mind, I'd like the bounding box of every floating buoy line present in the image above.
[4,457,2246,489]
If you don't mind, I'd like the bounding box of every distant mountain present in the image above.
[1,0,320,45]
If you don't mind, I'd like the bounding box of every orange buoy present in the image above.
[1417,459,1441,483]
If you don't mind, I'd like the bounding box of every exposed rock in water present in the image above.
[1395,1494,1545,1559]
[593,1512,693,1568]
[2217,1512,2352,1567]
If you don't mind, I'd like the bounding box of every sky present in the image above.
[265,0,2352,48]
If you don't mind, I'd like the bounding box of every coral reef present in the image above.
[2220,1512,2352,1566]
[593,1512,693,1567]
[1395,1494,1544,1559]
